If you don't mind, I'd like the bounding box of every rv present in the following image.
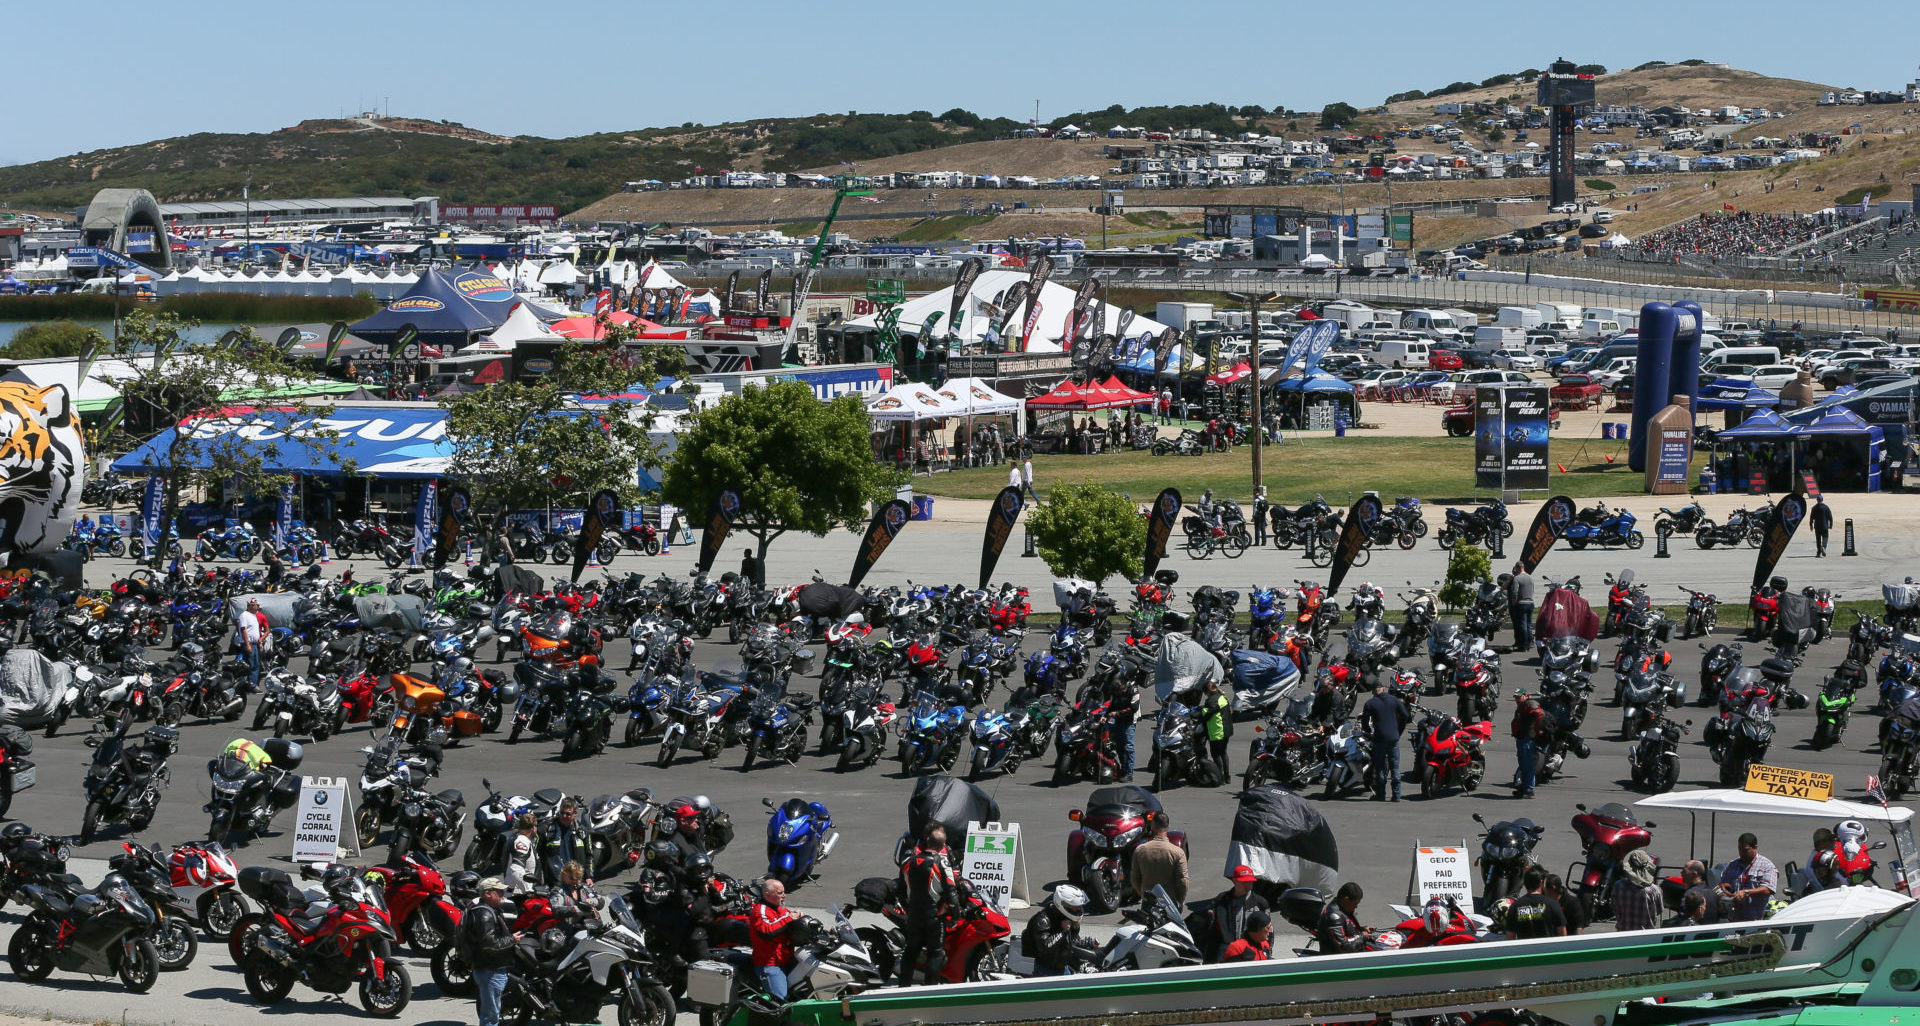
[1155,302,1213,330]
[1319,301,1378,332]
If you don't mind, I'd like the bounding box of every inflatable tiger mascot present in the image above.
[0,382,84,556]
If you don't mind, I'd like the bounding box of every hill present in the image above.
[1379,63,1833,124]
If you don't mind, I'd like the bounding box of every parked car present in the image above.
[1334,360,1385,381]
[1822,358,1895,389]
[1548,347,1597,374]
[1457,349,1499,369]
[1590,357,1639,388]
[1550,374,1606,408]
[1743,364,1804,390]
[1353,368,1414,391]
[1427,348,1464,371]
[1490,349,1542,372]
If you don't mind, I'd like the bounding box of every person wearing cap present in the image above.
[460,877,519,1026]
[1205,865,1271,962]
[1222,908,1273,962]
[1510,690,1547,799]
[1611,850,1664,931]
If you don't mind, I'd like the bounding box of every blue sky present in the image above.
[3,0,1914,167]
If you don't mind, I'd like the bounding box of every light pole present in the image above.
[1225,289,1281,489]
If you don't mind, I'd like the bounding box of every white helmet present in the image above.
[1836,819,1867,855]
[1051,884,1089,921]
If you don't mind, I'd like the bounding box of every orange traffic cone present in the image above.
[1605,454,1616,464]
[1556,463,1568,474]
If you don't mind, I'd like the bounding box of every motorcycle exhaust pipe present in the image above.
[820,831,840,860]
[217,696,244,716]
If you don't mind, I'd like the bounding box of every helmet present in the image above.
[1423,896,1449,936]
[1,822,30,842]
[1051,884,1089,921]
[1392,669,1422,697]
[645,840,682,869]
[322,864,356,898]
[685,853,713,884]
[1812,849,1839,874]
[1765,897,1791,919]
[1836,819,1867,851]
[1489,897,1516,932]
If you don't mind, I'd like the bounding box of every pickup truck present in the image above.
[1444,403,1560,437]
[1549,374,1605,409]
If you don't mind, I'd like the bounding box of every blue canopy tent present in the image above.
[1707,407,1797,493]
[1796,406,1883,492]
[113,406,455,480]
[1695,380,1781,428]
[1273,372,1357,426]
[348,268,518,350]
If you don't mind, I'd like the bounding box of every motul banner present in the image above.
[849,499,914,587]
[696,490,743,573]
[1327,494,1382,595]
[571,489,621,583]
[949,258,982,340]
[432,482,472,570]
[1752,492,1807,591]
[1518,495,1577,574]
[1142,487,1182,581]
[978,486,1025,589]
[723,271,740,315]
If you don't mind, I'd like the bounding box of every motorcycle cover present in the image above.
[1534,587,1598,644]
[1052,578,1097,611]
[1223,784,1340,895]
[230,592,305,629]
[353,593,428,632]
[1154,632,1226,703]
[0,649,72,727]
[905,775,1001,853]
[1886,582,1920,612]
[1775,590,1813,635]
[495,563,547,599]
[796,582,864,621]
[3,551,84,590]
[1228,649,1301,713]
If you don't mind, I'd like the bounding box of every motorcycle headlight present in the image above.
[402,802,423,820]
[212,778,243,795]
[1082,831,1109,849]
[775,820,799,844]
[1112,825,1145,848]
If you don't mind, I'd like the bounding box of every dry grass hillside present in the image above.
[804,137,1117,178]
[1381,64,1833,125]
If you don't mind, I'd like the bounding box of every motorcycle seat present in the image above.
[436,788,466,810]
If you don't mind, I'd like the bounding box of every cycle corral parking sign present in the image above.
[963,821,1029,912]
[292,776,356,862]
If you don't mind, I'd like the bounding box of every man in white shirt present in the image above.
[1021,457,1036,502]
[240,599,264,689]
[1008,462,1022,491]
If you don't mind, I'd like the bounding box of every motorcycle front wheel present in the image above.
[119,938,161,993]
[358,959,412,1018]
[154,914,198,971]
[617,979,677,1026]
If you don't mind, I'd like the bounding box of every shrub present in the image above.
[1440,543,1492,612]
[1585,178,1617,191]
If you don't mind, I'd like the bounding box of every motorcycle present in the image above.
[899,691,969,775]
[1699,642,1745,708]
[499,896,673,1026]
[463,779,559,872]
[831,684,897,774]
[205,737,304,844]
[1568,801,1656,922]
[1149,701,1219,791]
[237,865,412,1017]
[740,692,815,771]
[385,781,466,866]
[164,840,251,939]
[1471,813,1544,906]
[1243,695,1326,791]
[763,796,837,888]
[688,907,883,1023]
[1619,668,1684,740]
[1751,577,1787,641]
[1693,508,1764,549]
[1679,586,1720,639]
[1065,785,1185,914]
[360,853,462,954]
[855,877,1014,982]
[253,670,345,741]
[1654,502,1711,538]
[355,738,443,849]
[1319,719,1376,799]
[80,722,178,844]
[1397,586,1439,661]
[1437,501,1510,551]
[1806,587,1838,645]
[1602,570,1644,637]
[966,705,1028,781]
[6,867,161,993]
[1415,712,1491,798]
[1562,505,1643,551]
[1627,712,1689,794]
[559,669,620,761]
[1708,691,1777,788]
[195,521,261,563]
[1813,659,1867,750]
[1050,695,1121,785]
[584,788,661,877]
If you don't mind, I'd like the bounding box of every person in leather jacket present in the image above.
[461,878,519,1026]
[1315,882,1373,954]
[541,798,590,882]
[1108,677,1140,783]
[1204,866,1272,962]
[1022,885,1089,974]
[896,824,956,986]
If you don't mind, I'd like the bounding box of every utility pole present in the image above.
[1225,290,1280,489]
[243,168,253,269]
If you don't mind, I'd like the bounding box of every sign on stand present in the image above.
[1745,763,1834,801]
[962,821,1028,913]
[292,776,356,863]
[1407,839,1473,908]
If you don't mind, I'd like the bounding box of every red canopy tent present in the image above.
[549,311,689,340]
[1025,379,1094,409]
[1207,362,1254,386]
[1029,377,1155,410]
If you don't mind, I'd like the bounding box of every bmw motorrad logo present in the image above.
[313,791,328,806]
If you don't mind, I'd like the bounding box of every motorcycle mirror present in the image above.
[1874,841,1889,850]
[761,797,775,810]
[1645,822,1657,830]
[1471,812,1485,824]
[1067,809,1083,822]
[1575,803,1588,812]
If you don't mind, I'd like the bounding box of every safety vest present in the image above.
[225,737,270,771]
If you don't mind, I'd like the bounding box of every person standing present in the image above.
[240,598,264,692]
[1510,691,1546,799]
[460,877,519,1026]
[897,825,956,986]
[1812,495,1833,557]
[1251,486,1269,547]
[1718,832,1778,921]
[740,549,766,589]
[1127,811,1189,908]
[1611,851,1665,931]
[1205,866,1271,962]
[504,813,540,891]
[1021,456,1036,503]
[1678,860,1723,924]
[541,798,590,882]
[1108,675,1139,783]
[749,878,799,1000]
[1359,683,1411,801]
[1508,567,1535,650]
[1007,460,1022,494]
[1505,868,1568,939]
[1201,677,1233,781]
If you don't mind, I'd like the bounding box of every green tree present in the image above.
[660,380,899,562]
[4,320,103,360]
[1027,484,1145,585]
[1319,102,1359,128]
[1440,543,1492,612]
[441,340,660,556]
[1485,125,1507,144]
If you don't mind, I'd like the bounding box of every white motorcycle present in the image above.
[1097,886,1204,971]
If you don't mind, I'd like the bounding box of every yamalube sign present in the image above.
[292,776,356,862]
[962,821,1029,913]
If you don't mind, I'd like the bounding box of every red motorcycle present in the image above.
[987,585,1031,634]
[1451,654,1502,723]
[1568,802,1657,922]
[359,854,462,954]
[1602,571,1641,637]
[165,840,250,940]
[1294,580,1337,650]
[335,665,385,724]
[1750,577,1786,641]
[1415,714,1492,799]
[1066,786,1186,914]
[859,878,1011,982]
[235,866,411,1018]
[904,632,948,692]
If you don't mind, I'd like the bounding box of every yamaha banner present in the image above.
[723,271,740,315]
[140,473,163,546]
[949,258,982,341]
[849,499,913,587]
[1327,494,1382,596]
[572,488,622,583]
[979,486,1025,590]
[412,480,436,566]
[432,482,471,570]
[697,490,743,573]
[1142,487,1182,581]
[1518,495,1576,574]
[1752,492,1808,592]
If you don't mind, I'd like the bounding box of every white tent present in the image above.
[867,382,967,422]
[843,268,1166,354]
[537,260,584,285]
[935,377,1023,416]
[1299,253,1335,268]
[636,261,689,292]
[468,302,563,353]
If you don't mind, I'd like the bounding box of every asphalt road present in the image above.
[0,538,1902,1026]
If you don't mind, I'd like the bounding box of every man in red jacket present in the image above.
[750,878,799,1001]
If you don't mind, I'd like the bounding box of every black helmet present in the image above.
[685,852,713,884]
[1,822,30,843]
[645,840,682,869]
[1163,610,1190,632]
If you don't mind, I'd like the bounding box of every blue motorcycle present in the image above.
[272,521,323,565]
[1561,504,1644,551]
[741,692,815,771]
[195,521,260,562]
[966,706,1029,781]
[624,673,681,746]
[898,692,968,774]
[1249,586,1287,650]
[762,796,837,888]
[1048,623,1090,681]
[129,521,184,562]
[955,629,1019,706]
[1024,651,1068,698]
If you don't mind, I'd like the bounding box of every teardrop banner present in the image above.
[1517,495,1577,574]
[571,488,622,583]
[696,490,743,573]
[1141,487,1182,581]
[979,486,1025,590]
[1751,492,1807,592]
[1327,494,1382,596]
[850,499,914,587]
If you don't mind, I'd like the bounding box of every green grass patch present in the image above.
[920,438,1695,505]
[1584,178,1616,191]
[779,221,823,237]
[0,293,379,323]
[895,214,994,242]
[1835,187,1875,207]
[1121,211,1196,230]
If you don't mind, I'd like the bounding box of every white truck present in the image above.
[1154,302,1213,331]
[1441,308,1480,331]
[1535,302,1583,326]
[1473,325,1527,352]
[1318,301,1377,331]
[1494,306,1543,329]
[1399,308,1465,342]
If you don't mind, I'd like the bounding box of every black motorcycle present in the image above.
[204,738,304,844]
[1437,501,1510,550]
[252,670,345,741]
[740,692,815,771]
[80,723,179,844]
[559,670,620,761]
[105,842,202,971]
[1654,502,1711,538]
[1694,508,1764,550]
[1470,813,1543,906]
[6,869,161,993]
[1699,642,1744,708]
[1707,693,1776,788]
[386,782,466,865]
[1628,712,1688,793]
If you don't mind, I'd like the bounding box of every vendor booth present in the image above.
[348,268,518,351]
[1707,406,1884,493]
[1273,372,1358,427]
[1695,380,1781,429]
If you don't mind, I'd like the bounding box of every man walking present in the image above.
[1508,567,1535,650]
[1020,456,1037,503]
[461,878,518,1026]
[1812,495,1833,557]
[1128,811,1189,908]
[897,825,955,985]
[1359,683,1411,801]
[1201,677,1233,781]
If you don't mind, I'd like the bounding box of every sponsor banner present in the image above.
[432,483,471,570]
[1279,319,1339,380]
[1141,488,1182,581]
[412,480,436,564]
[1474,389,1506,490]
[949,258,982,339]
[979,486,1025,589]
[1518,495,1576,573]
[994,281,1030,337]
[1410,843,1474,907]
[1502,386,1551,491]
[1655,428,1692,487]
[755,268,772,313]
[1020,254,1055,350]
[849,499,913,587]
[723,271,740,315]
[697,490,743,573]
[323,321,350,366]
[572,488,621,583]
[140,474,164,546]
[274,479,295,549]
[388,297,445,313]
[1153,328,1180,377]
[453,270,514,303]
[1752,492,1806,592]
[1327,494,1381,595]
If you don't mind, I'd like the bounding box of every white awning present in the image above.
[1636,787,1911,824]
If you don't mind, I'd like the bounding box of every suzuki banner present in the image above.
[571,488,622,583]
[1327,494,1382,595]
[412,480,436,565]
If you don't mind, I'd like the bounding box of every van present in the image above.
[1494,306,1543,329]
[1473,325,1526,353]
[1377,339,1431,369]
[1399,309,1463,342]
[1700,346,1782,375]
[1579,319,1623,340]
[1539,319,1582,338]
